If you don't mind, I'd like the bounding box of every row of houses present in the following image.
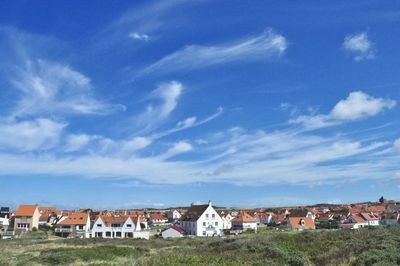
[1,198,399,239]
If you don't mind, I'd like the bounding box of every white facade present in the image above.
[166,210,182,222]
[91,216,149,239]
[180,202,224,237]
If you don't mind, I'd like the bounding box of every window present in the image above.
[212,214,215,219]
[17,223,29,229]
[111,223,121,228]
[126,224,132,228]
[203,222,206,226]
[97,224,102,227]
[206,214,209,219]
[77,225,84,230]
[106,232,111,237]
[215,222,218,226]
[203,231,206,236]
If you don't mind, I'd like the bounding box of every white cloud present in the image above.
[0,118,66,152]
[141,28,287,74]
[343,32,375,61]
[290,91,396,129]
[136,81,183,130]
[64,134,97,152]
[331,91,396,121]
[128,32,149,41]
[160,141,193,159]
[394,139,400,152]
[177,117,197,128]
[11,59,124,117]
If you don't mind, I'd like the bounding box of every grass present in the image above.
[0,225,399,265]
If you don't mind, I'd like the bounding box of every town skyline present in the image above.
[1,1,400,207]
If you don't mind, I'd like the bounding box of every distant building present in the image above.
[14,205,40,232]
[288,217,316,231]
[180,201,224,237]
[0,207,10,218]
[91,215,149,239]
[161,225,185,239]
[231,212,257,231]
[54,212,91,238]
[149,213,168,226]
[166,210,182,223]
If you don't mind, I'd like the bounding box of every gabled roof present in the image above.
[150,213,167,221]
[232,212,257,223]
[288,217,315,229]
[98,215,130,224]
[350,214,366,223]
[364,205,385,213]
[15,205,38,217]
[181,204,209,222]
[360,212,380,221]
[288,209,309,217]
[171,225,185,234]
[57,213,89,225]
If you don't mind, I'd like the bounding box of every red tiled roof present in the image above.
[360,212,379,221]
[364,205,385,213]
[15,205,38,217]
[150,213,167,221]
[58,213,89,225]
[288,217,315,229]
[350,214,366,223]
[232,212,257,223]
[172,225,185,234]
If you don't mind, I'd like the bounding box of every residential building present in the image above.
[288,217,316,231]
[149,213,168,226]
[54,212,91,238]
[360,212,380,226]
[380,213,399,225]
[180,201,224,237]
[218,211,233,230]
[258,212,276,225]
[232,212,257,231]
[161,225,185,239]
[339,214,368,229]
[0,207,10,218]
[14,205,40,232]
[91,215,149,239]
[166,210,182,223]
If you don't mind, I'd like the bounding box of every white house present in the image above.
[180,201,224,237]
[161,225,185,239]
[339,214,368,229]
[218,211,233,230]
[231,212,258,231]
[91,216,149,239]
[258,212,276,225]
[360,212,380,226]
[166,210,182,223]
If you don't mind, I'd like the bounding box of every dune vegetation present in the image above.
[0,225,399,265]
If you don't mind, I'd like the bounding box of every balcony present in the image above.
[55,228,72,233]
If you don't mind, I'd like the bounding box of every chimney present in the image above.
[208,200,212,207]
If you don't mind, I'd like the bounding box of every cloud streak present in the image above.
[140,28,288,75]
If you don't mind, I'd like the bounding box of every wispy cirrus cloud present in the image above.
[11,59,125,117]
[343,31,375,61]
[140,28,288,75]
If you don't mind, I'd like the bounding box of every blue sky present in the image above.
[1,1,400,209]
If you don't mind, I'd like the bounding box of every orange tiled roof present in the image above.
[232,212,257,223]
[58,213,89,225]
[288,217,315,229]
[150,213,167,221]
[15,205,38,217]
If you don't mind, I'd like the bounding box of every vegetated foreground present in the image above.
[1,226,400,266]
